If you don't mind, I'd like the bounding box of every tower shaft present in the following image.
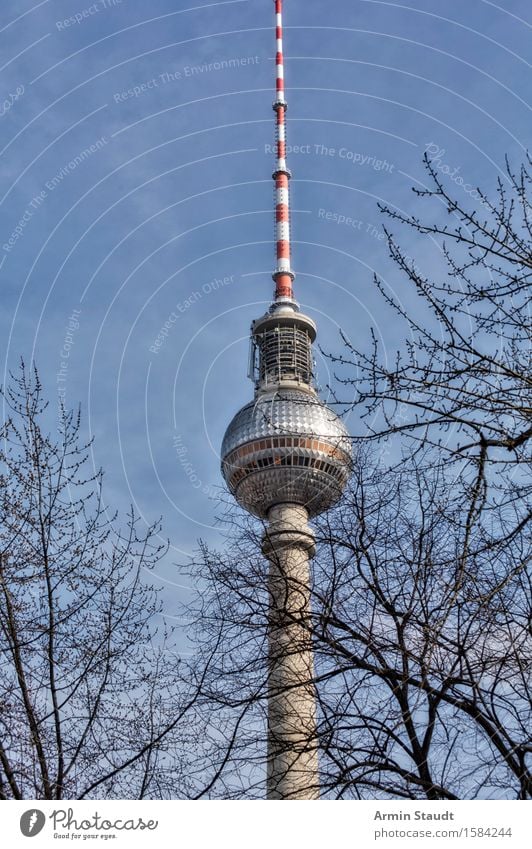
[263,504,319,799]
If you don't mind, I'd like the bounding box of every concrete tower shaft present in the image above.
[264,504,319,800]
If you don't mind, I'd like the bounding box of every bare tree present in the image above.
[184,451,530,800]
[314,153,532,798]
[184,157,531,800]
[332,153,531,549]
[0,363,198,799]
[312,455,531,800]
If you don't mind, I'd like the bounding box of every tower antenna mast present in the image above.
[272,0,294,302]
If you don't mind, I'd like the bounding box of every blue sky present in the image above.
[0,0,530,621]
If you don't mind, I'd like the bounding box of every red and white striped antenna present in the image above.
[272,0,295,302]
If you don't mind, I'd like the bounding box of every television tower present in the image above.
[221,0,352,800]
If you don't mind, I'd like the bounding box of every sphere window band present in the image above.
[224,436,349,464]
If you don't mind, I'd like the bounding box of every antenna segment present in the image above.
[273,0,294,302]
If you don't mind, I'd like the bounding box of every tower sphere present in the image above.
[221,386,351,519]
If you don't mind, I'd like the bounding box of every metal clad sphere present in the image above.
[221,389,351,518]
